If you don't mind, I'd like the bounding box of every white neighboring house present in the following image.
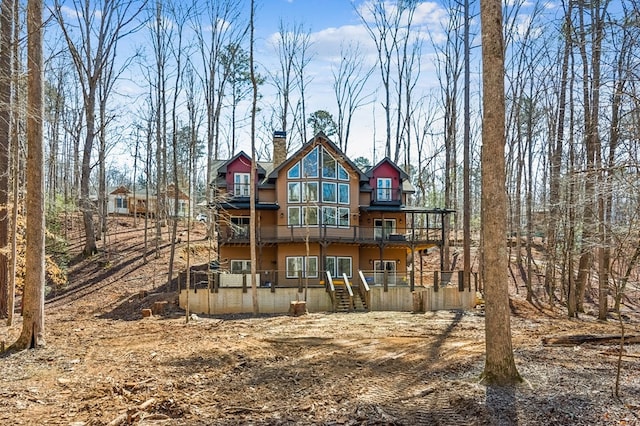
[108,185,131,215]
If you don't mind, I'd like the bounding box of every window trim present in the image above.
[376,177,393,201]
[338,164,349,181]
[287,161,301,179]
[302,146,319,178]
[286,255,318,278]
[288,206,301,226]
[338,183,350,204]
[302,181,318,202]
[337,256,352,278]
[302,206,319,226]
[234,172,251,197]
[288,181,301,203]
[322,148,337,178]
[230,260,252,273]
[338,207,350,228]
[322,182,337,203]
[322,206,337,226]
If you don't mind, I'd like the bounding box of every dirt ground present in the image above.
[1,215,640,425]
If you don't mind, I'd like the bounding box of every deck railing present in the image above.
[217,224,444,244]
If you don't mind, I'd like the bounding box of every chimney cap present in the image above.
[273,130,286,138]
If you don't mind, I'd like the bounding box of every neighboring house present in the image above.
[160,183,191,218]
[108,186,131,215]
[128,185,190,218]
[211,132,453,289]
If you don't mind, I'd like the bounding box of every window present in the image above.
[286,256,318,278]
[234,173,251,197]
[302,206,318,226]
[115,197,127,209]
[287,162,300,178]
[288,182,301,203]
[231,217,250,238]
[288,207,300,226]
[338,164,349,180]
[322,148,337,178]
[338,207,350,227]
[322,206,337,226]
[325,256,352,278]
[231,260,251,273]
[302,147,319,178]
[302,182,318,202]
[325,256,336,277]
[374,218,396,239]
[338,183,349,204]
[322,182,336,203]
[377,178,393,201]
[337,257,352,278]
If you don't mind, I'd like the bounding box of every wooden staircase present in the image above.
[335,286,368,313]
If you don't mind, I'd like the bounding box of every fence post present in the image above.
[383,270,389,292]
[242,272,248,293]
[458,270,465,292]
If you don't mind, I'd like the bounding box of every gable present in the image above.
[367,158,409,189]
[270,133,367,182]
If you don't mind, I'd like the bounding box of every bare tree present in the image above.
[271,20,309,156]
[332,42,373,153]
[0,0,13,319]
[165,0,193,290]
[7,0,19,326]
[51,0,145,256]
[356,0,419,163]
[479,0,520,385]
[13,0,44,350]
[249,0,258,315]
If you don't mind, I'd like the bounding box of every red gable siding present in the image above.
[369,161,400,188]
[225,155,254,187]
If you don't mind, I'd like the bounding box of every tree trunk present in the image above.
[479,0,520,385]
[13,0,45,350]
[249,0,259,315]
[0,0,12,319]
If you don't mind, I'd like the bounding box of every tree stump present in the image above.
[141,309,152,318]
[289,301,307,316]
[152,301,168,315]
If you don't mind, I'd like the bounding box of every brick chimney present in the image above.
[273,131,287,168]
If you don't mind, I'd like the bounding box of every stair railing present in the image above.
[325,271,337,312]
[358,270,371,312]
[342,273,355,312]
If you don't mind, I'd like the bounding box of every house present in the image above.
[108,186,131,215]
[211,132,454,290]
[125,184,191,218]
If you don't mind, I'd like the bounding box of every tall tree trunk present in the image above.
[13,0,45,350]
[479,0,520,385]
[7,0,18,326]
[545,1,572,306]
[0,0,12,319]
[249,0,259,315]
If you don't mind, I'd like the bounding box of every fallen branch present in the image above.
[107,398,156,426]
[600,351,640,359]
[542,334,640,346]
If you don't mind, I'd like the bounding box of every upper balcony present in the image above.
[370,187,403,205]
[217,223,443,247]
[225,183,252,200]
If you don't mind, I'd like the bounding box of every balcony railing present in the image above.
[227,183,251,199]
[371,187,403,204]
[217,224,443,245]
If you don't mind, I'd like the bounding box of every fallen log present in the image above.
[542,334,640,346]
